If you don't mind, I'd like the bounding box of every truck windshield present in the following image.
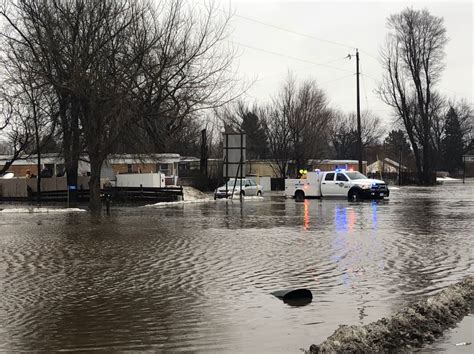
[345,172,367,180]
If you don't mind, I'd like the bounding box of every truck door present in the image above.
[321,172,337,196]
[334,172,350,196]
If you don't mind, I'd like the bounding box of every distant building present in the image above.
[0,153,68,177]
[367,158,407,174]
[0,153,182,185]
[309,159,367,174]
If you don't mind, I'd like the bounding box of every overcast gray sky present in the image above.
[218,0,473,129]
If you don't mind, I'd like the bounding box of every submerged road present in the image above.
[0,181,473,352]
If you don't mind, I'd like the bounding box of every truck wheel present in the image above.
[295,190,305,202]
[348,189,360,201]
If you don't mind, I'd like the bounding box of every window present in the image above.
[158,163,170,176]
[325,172,335,181]
[56,164,65,177]
[336,173,348,181]
[346,172,367,180]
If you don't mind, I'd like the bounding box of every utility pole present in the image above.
[356,48,363,173]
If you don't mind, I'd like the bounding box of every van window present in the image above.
[325,173,335,181]
[336,173,348,181]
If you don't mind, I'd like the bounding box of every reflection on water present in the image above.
[0,182,473,352]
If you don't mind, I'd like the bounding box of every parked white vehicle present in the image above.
[214,178,263,199]
[285,169,390,202]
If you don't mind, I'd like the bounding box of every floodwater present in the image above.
[0,181,473,352]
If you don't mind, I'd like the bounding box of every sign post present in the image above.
[67,185,76,208]
[223,133,246,200]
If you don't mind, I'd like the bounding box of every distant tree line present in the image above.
[0,0,241,211]
[215,73,387,178]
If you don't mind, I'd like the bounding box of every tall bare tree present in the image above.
[132,1,240,154]
[379,7,448,184]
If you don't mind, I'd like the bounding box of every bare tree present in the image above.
[262,75,333,178]
[261,104,291,178]
[134,1,241,154]
[1,0,240,212]
[379,7,448,184]
[329,110,385,159]
[0,95,32,175]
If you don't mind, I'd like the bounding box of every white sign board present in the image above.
[223,133,246,179]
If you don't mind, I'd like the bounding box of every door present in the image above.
[334,172,350,196]
[247,179,257,195]
[321,172,338,196]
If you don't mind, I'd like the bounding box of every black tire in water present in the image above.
[348,189,361,202]
[294,190,305,202]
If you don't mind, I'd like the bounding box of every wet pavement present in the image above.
[0,181,473,352]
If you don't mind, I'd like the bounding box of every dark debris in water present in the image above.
[272,289,313,307]
[308,276,473,353]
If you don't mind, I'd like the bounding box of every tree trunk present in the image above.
[422,146,433,185]
[36,151,41,204]
[88,158,102,214]
[34,119,41,204]
[61,96,81,205]
[411,143,424,185]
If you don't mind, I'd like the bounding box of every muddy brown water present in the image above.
[0,181,473,352]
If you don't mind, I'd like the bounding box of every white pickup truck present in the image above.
[285,169,390,202]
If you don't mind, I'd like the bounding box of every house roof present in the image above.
[107,154,180,164]
[1,153,182,166]
[367,158,407,171]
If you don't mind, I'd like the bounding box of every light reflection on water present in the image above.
[0,181,473,352]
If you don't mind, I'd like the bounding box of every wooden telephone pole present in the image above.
[356,48,363,173]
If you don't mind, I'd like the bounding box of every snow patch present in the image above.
[182,186,208,200]
[215,194,264,201]
[144,186,212,207]
[437,177,462,182]
[0,207,86,214]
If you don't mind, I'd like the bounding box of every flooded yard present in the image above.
[0,181,472,352]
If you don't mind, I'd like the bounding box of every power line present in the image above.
[232,41,353,73]
[359,48,379,62]
[361,73,379,84]
[197,1,356,50]
[233,13,355,50]
[319,74,355,86]
[256,56,351,81]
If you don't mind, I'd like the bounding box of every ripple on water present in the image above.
[0,183,473,351]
